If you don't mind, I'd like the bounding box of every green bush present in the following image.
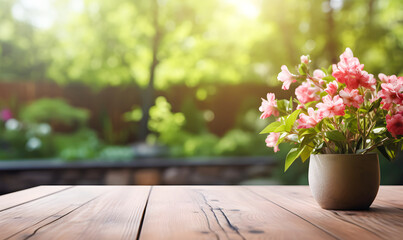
[20,98,89,127]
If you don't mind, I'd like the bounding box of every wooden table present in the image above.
[0,186,402,239]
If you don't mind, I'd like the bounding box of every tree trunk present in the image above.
[326,1,338,63]
[138,0,161,142]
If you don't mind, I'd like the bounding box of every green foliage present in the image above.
[0,119,54,159]
[99,146,135,161]
[20,98,89,126]
[53,128,100,161]
[148,96,186,145]
[325,130,346,142]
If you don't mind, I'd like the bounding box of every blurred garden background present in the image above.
[0,0,403,189]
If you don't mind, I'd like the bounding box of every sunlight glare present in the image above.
[225,0,260,19]
[11,0,83,29]
[12,0,56,29]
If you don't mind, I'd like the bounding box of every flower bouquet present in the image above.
[259,48,403,171]
[259,48,403,209]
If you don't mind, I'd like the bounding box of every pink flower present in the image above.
[277,65,296,90]
[259,93,279,119]
[332,48,375,89]
[295,81,321,104]
[378,76,403,109]
[297,108,322,129]
[313,69,326,79]
[300,55,309,64]
[386,112,403,138]
[0,109,13,121]
[325,81,338,96]
[265,132,280,152]
[297,104,304,110]
[316,95,345,118]
[378,73,403,84]
[369,93,380,103]
[339,88,364,108]
[313,69,326,86]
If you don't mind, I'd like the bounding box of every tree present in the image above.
[0,0,51,80]
[46,0,263,141]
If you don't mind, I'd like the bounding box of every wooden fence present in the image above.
[0,81,291,143]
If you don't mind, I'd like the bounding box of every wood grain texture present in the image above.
[246,186,403,240]
[139,186,334,240]
[0,186,72,212]
[25,186,151,240]
[1,185,403,240]
[0,186,109,239]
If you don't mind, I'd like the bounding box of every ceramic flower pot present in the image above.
[308,153,380,210]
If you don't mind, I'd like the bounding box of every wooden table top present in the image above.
[0,186,402,240]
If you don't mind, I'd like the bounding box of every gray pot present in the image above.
[308,153,380,210]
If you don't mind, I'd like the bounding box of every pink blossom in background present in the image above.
[277,65,296,90]
[386,112,403,137]
[378,76,403,109]
[325,81,338,96]
[265,132,280,152]
[300,55,309,64]
[295,81,321,104]
[332,48,376,90]
[297,108,322,129]
[259,93,279,119]
[339,88,364,108]
[378,74,403,84]
[316,95,345,118]
[0,109,13,121]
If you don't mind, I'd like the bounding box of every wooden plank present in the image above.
[0,186,110,239]
[22,186,151,240]
[375,186,403,208]
[139,186,334,240]
[0,186,72,212]
[247,186,403,240]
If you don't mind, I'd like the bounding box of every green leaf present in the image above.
[288,96,293,112]
[321,67,328,75]
[322,119,335,130]
[385,146,396,160]
[299,128,317,137]
[368,98,382,112]
[322,76,335,81]
[314,120,323,132]
[377,145,391,161]
[327,65,333,74]
[300,134,316,146]
[277,132,288,145]
[259,121,281,134]
[325,130,346,141]
[372,127,386,134]
[298,63,308,75]
[285,109,301,132]
[300,145,313,163]
[319,91,328,98]
[277,100,289,114]
[304,101,318,108]
[285,147,302,172]
[273,125,286,132]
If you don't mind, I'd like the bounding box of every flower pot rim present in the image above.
[311,152,377,156]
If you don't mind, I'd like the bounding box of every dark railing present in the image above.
[0,157,277,195]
